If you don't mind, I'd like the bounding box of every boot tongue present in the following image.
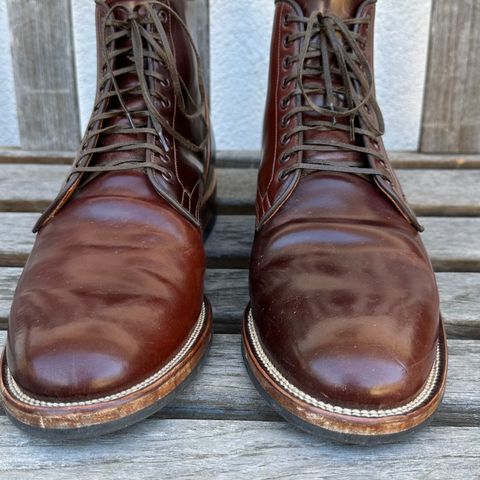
[296,0,365,17]
[297,0,368,168]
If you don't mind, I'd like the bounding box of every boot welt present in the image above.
[242,305,448,445]
[0,298,213,439]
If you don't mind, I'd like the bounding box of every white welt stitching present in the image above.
[6,303,206,408]
[247,309,441,418]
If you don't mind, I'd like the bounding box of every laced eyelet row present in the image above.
[280,13,293,172]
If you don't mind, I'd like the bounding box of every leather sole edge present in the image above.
[0,298,213,439]
[242,305,448,445]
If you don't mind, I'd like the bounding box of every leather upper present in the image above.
[250,0,442,409]
[7,0,212,400]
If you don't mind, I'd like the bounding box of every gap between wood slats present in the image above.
[1,150,480,168]
[0,333,478,428]
[1,270,479,339]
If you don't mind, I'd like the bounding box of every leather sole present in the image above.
[242,305,448,445]
[0,298,213,439]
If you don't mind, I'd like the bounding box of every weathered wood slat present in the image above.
[420,0,480,153]
[0,150,74,165]
[0,419,478,479]
[2,150,480,169]
[6,0,80,150]
[0,333,478,428]
[1,269,479,338]
[1,165,480,216]
[185,0,210,94]
[0,213,479,272]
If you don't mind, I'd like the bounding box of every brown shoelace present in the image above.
[280,11,385,173]
[278,10,422,230]
[70,0,207,185]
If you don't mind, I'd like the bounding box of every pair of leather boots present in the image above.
[0,0,447,444]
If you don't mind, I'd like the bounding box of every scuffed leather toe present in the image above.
[250,174,440,410]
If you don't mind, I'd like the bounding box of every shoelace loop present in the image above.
[71,1,207,183]
[279,10,423,231]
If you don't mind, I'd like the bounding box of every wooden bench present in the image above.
[0,149,479,478]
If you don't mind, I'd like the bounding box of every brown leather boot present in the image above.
[1,0,215,438]
[243,0,447,444]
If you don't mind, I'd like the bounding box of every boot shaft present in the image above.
[256,0,420,231]
[34,0,212,232]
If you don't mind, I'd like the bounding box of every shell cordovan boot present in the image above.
[243,0,447,444]
[1,0,215,438]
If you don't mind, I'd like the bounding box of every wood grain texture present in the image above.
[0,150,74,165]
[421,0,480,153]
[185,0,210,94]
[0,419,478,479]
[0,213,479,272]
[0,333,478,428]
[0,268,478,338]
[6,0,80,150]
[1,165,480,216]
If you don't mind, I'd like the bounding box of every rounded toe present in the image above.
[7,318,149,400]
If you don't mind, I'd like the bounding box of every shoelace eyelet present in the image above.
[279,153,291,164]
[282,56,291,70]
[283,36,291,48]
[154,153,169,164]
[281,115,292,128]
[161,98,171,108]
[281,96,290,109]
[278,170,288,181]
[162,171,173,182]
[281,76,291,89]
[160,78,170,87]
[283,14,290,27]
[159,10,168,23]
[281,133,291,145]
